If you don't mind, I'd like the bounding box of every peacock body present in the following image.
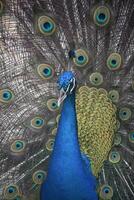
[0,0,134,199]
[40,71,98,200]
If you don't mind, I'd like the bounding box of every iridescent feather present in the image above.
[0,0,134,199]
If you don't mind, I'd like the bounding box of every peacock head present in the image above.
[57,71,76,106]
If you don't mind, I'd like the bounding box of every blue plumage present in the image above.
[57,71,75,90]
[40,72,98,200]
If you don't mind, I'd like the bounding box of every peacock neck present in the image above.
[45,89,84,177]
[50,89,82,165]
[55,90,80,156]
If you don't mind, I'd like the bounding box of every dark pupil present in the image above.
[36,120,40,124]
[8,188,14,193]
[16,143,20,148]
[43,22,51,30]
[105,189,109,194]
[38,175,42,179]
[111,59,116,65]
[78,55,84,61]
[3,93,8,98]
[98,13,106,20]
[113,154,116,158]
[43,68,50,75]
[123,112,127,115]
[112,95,114,98]
[51,142,53,146]
[52,102,56,107]
[95,78,98,81]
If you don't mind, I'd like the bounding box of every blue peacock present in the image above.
[40,71,98,200]
[0,0,134,200]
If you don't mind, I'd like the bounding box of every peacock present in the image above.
[0,0,134,199]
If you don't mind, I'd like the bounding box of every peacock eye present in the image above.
[73,49,89,67]
[37,16,56,36]
[93,6,111,27]
[37,64,54,80]
[31,117,45,129]
[109,151,120,163]
[10,140,26,153]
[107,53,122,71]
[32,170,46,185]
[99,185,113,199]
[0,89,14,103]
[114,134,121,146]
[119,107,131,121]
[46,138,55,151]
[108,90,119,103]
[129,131,134,143]
[47,98,59,111]
[4,185,19,199]
[89,72,103,86]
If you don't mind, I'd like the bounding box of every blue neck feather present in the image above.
[40,90,98,200]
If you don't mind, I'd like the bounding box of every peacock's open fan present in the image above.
[0,0,134,199]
